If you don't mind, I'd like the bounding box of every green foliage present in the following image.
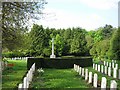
[70,28,87,55]
[30,24,46,56]
[107,28,120,60]
[2,2,47,51]
[54,34,64,56]
[2,51,25,58]
[43,48,51,57]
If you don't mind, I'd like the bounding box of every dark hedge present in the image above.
[27,57,93,70]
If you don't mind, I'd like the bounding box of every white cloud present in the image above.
[79,0,119,10]
[34,8,104,30]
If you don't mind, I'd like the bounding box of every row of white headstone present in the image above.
[74,64,117,89]
[11,57,32,60]
[93,63,120,79]
[103,61,118,69]
[18,63,35,89]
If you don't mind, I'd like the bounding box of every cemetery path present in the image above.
[30,69,92,88]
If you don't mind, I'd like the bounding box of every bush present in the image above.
[27,57,93,70]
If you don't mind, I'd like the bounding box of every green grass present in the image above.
[2,60,27,89]
[30,69,92,89]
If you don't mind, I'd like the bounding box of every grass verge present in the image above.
[2,60,27,89]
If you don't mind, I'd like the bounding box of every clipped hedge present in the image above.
[27,57,93,70]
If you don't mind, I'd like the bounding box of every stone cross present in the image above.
[50,38,56,58]
[93,73,98,88]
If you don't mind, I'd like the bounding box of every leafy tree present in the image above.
[107,28,120,60]
[54,34,64,56]
[2,1,47,50]
[29,24,45,56]
[70,28,87,55]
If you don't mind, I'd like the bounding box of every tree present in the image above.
[107,28,120,60]
[1,1,47,50]
[29,24,45,56]
[70,28,87,55]
[54,34,64,56]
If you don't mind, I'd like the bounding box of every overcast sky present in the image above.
[31,0,119,31]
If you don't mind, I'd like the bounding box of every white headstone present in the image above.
[88,72,92,83]
[101,65,104,73]
[95,64,97,70]
[109,63,111,67]
[93,63,95,69]
[104,66,107,74]
[115,64,118,69]
[110,80,117,90]
[112,62,114,68]
[23,77,27,89]
[104,61,106,66]
[18,83,23,89]
[77,66,79,73]
[79,67,82,75]
[119,69,120,79]
[113,68,117,78]
[93,73,98,88]
[85,69,88,81]
[108,67,111,76]
[82,68,85,77]
[98,65,100,72]
[101,77,107,89]
[75,64,77,71]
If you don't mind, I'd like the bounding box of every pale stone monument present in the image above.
[101,77,107,89]
[93,73,98,88]
[79,67,82,75]
[50,38,56,58]
[108,67,111,76]
[113,68,117,78]
[88,72,92,83]
[85,69,88,81]
[110,80,117,90]
[82,68,85,77]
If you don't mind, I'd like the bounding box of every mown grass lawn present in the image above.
[2,60,27,89]
[30,69,92,89]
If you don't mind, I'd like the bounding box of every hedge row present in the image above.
[27,57,93,70]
